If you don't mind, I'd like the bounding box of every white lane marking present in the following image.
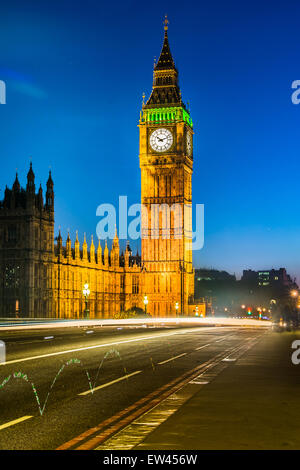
[85,331,94,334]
[195,343,210,350]
[0,416,33,431]
[215,337,227,343]
[0,329,213,367]
[78,371,142,396]
[222,358,237,362]
[189,380,209,385]
[44,336,54,340]
[158,352,187,365]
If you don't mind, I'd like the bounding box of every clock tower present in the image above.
[139,17,194,316]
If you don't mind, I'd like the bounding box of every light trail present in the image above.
[0,317,271,331]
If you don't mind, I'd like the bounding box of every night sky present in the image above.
[0,0,299,281]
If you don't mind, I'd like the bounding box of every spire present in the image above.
[13,173,20,192]
[66,231,72,258]
[111,227,119,267]
[144,16,183,109]
[46,170,54,212]
[154,15,176,71]
[26,162,35,193]
[104,239,109,266]
[75,230,80,259]
[57,229,63,254]
[113,226,119,247]
[124,240,132,268]
[82,232,88,260]
[47,170,53,189]
[90,235,95,263]
[97,238,102,265]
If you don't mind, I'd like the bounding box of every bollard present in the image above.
[0,340,6,364]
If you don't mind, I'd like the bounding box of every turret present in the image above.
[57,229,63,255]
[82,233,88,260]
[111,228,119,267]
[104,239,109,266]
[75,230,80,259]
[26,162,35,209]
[26,162,35,194]
[12,173,20,193]
[125,240,132,268]
[66,232,72,259]
[46,170,54,213]
[97,238,102,265]
[90,235,95,263]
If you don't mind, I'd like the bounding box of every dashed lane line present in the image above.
[78,371,142,396]
[0,416,33,431]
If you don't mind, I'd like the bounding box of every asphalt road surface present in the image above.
[0,324,267,450]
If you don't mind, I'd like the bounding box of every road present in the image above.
[0,323,267,450]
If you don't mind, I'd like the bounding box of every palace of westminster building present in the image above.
[0,21,200,318]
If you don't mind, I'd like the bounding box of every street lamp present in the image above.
[175,301,179,316]
[195,306,199,317]
[83,282,90,319]
[143,295,148,316]
[291,290,298,298]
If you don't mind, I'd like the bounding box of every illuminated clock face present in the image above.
[186,132,192,156]
[150,128,173,152]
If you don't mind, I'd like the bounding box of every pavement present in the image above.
[130,330,300,450]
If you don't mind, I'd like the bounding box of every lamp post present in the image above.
[143,295,148,316]
[83,282,90,319]
[175,301,179,316]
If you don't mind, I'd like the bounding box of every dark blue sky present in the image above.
[0,0,299,280]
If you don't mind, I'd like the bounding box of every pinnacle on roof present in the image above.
[154,15,176,71]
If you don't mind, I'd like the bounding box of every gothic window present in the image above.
[132,275,139,294]
[7,225,17,244]
[5,264,20,288]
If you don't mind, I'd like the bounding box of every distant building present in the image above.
[195,269,236,283]
[194,269,236,316]
[241,268,297,289]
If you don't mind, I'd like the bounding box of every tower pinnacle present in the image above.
[164,14,169,31]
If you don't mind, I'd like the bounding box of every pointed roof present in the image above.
[155,16,176,71]
[90,234,95,249]
[13,173,20,192]
[144,16,184,109]
[47,170,53,189]
[27,162,35,181]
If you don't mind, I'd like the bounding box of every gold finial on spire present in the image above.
[164,14,169,31]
